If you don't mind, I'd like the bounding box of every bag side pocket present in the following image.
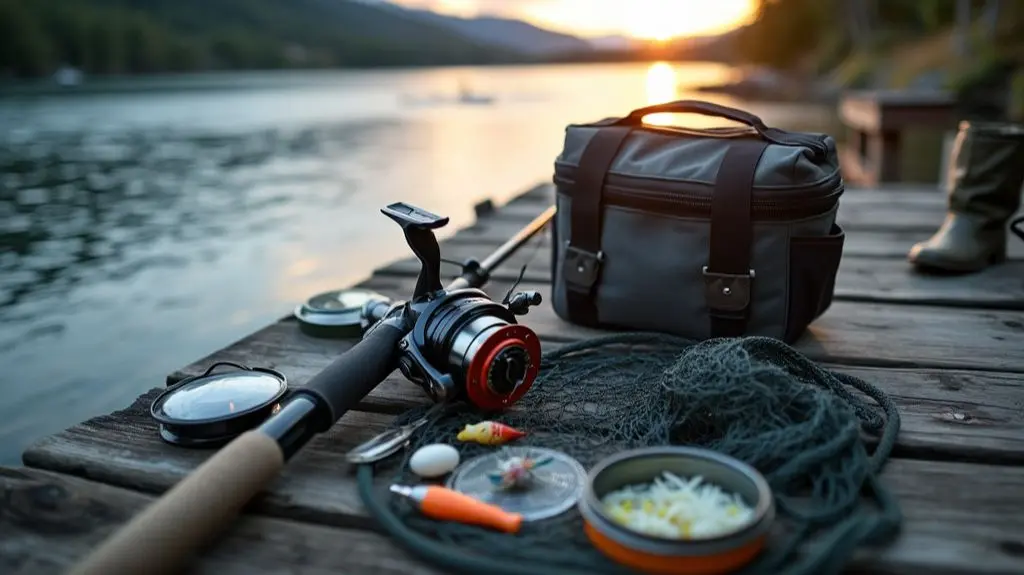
[784,223,845,343]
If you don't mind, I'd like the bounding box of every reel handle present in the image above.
[381,202,449,300]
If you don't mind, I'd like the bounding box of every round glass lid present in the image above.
[153,371,287,423]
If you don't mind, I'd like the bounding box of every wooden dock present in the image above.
[3,182,1024,574]
[838,90,958,186]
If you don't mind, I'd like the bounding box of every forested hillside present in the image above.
[0,0,520,78]
[730,0,1024,89]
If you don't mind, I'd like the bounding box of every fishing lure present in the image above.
[487,452,554,490]
[456,421,526,446]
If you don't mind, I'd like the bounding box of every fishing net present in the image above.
[357,333,902,575]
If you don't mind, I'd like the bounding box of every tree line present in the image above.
[0,0,517,79]
[730,0,1024,71]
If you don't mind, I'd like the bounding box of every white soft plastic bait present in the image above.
[600,471,755,539]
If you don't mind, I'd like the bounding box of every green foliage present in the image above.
[830,50,879,89]
[731,0,839,69]
[0,0,519,78]
[945,47,1014,94]
[732,0,1024,81]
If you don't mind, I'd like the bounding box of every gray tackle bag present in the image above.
[550,100,845,343]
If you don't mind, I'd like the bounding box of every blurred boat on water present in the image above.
[53,66,84,88]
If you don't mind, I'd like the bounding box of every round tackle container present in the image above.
[578,446,775,575]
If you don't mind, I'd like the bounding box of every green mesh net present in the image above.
[357,333,902,575]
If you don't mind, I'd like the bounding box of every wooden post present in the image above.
[838,91,958,186]
[954,0,971,59]
[877,130,902,183]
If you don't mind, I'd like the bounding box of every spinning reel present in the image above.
[361,202,543,410]
[94,202,554,575]
[152,202,546,448]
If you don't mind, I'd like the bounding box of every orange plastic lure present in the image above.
[456,421,526,446]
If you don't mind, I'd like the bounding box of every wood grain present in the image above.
[18,397,1024,575]
[442,216,1024,260]
[157,278,1024,464]
[0,466,440,575]
[497,183,953,209]
[493,193,954,232]
[344,276,1024,373]
[21,394,392,527]
[456,182,1024,259]
[14,180,1024,575]
[483,182,1024,233]
[396,244,1024,310]
[856,459,1024,575]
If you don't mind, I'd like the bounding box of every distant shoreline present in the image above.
[0,58,728,97]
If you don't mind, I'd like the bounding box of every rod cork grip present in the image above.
[421,485,523,534]
[68,430,285,575]
[301,322,405,429]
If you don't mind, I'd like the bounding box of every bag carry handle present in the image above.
[618,99,828,155]
[623,99,767,130]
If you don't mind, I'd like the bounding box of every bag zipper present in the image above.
[554,174,843,221]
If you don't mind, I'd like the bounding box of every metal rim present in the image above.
[580,446,775,555]
[294,288,388,338]
[150,367,289,427]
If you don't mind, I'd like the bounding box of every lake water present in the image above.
[0,61,838,464]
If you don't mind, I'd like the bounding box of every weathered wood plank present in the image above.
[22,396,391,528]
[442,218,1024,260]
[0,466,440,575]
[456,207,972,239]
[515,184,954,208]
[14,180,1024,575]
[162,281,1024,464]
[859,459,1024,575]
[493,191,946,228]
[398,245,1024,310]
[485,183,1023,234]
[19,394,1024,575]
[346,276,1024,373]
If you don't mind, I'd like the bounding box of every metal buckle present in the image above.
[563,243,604,291]
[702,266,755,312]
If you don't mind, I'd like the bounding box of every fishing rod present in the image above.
[70,201,556,575]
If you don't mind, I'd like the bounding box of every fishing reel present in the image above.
[363,202,543,411]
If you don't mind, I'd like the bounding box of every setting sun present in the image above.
[391,0,759,41]
[623,0,758,40]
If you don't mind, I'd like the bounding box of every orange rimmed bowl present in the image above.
[579,446,775,575]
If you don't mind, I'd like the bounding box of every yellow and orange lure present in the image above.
[456,421,526,446]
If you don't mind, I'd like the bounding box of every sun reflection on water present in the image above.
[643,62,678,126]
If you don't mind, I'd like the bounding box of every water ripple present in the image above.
[0,118,401,325]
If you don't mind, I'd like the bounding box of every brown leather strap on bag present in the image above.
[562,126,632,325]
[704,139,769,338]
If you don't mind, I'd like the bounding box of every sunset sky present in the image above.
[388,0,760,40]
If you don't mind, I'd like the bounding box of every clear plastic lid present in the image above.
[446,446,587,522]
[154,371,286,422]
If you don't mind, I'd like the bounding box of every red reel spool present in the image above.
[464,324,541,411]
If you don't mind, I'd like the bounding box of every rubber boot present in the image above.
[908,121,1024,273]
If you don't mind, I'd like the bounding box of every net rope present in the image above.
[357,333,902,575]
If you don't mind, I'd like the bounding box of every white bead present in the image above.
[409,444,461,478]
